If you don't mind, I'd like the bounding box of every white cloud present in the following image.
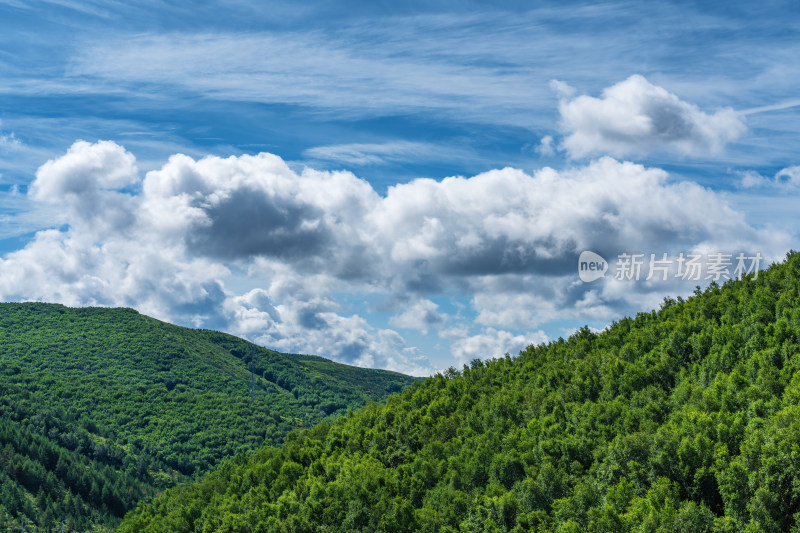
[0,133,22,149]
[438,325,470,339]
[535,135,554,156]
[776,165,800,186]
[27,140,139,243]
[450,328,547,364]
[66,29,545,127]
[557,75,746,158]
[231,293,431,375]
[31,140,138,200]
[389,299,447,335]
[736,165,800,189]
[57,11,653,129]
[549,79,575,99]
[0,141,791,375]
[0,120,22,150]
[737,170,770,189]
[375,157,779,284]
[304,141,441,166]
[5,4,800,176]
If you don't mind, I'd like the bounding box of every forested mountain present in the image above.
[0,303,417,530]
[122,252,800,532]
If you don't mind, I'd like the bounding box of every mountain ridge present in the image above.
[0,302,418,530]
[121,252,800,532]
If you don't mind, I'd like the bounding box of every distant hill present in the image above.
[121,252,800,532]
[0,303,418,530]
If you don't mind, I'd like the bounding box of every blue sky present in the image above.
[1,0,799,374]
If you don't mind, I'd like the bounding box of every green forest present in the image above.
[121,252,800,532]
[0,304,417,530]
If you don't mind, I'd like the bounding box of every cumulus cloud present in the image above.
[140,151,380,273]
[30,140,139,234]
[737,165,800,189]
[389,299,447,335]
[536,135,555,156]
[737,170,770,189]
[557,75,746,158]
[377,157,777,285]
[450,328,546,364]
[32,140,138,200]
[0,140,790,375]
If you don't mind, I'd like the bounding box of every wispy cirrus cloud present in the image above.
[54,6,792,131]
[1,3,799,185]
[0,132,21,149]
[739,99,800,116]
[304,141,445,166]
[65,30,541,124]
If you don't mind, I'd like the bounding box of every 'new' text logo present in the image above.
[578,251,607,282]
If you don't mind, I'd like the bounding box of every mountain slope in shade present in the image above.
[121,252,800,532]
[0,303,418,530]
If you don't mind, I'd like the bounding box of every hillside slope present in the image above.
[121,252,800,532]
[0,303,417,530]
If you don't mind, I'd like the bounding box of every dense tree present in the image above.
[0,304,417,529]
[123,252,800,531]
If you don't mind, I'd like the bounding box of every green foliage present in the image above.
[0,303,417,530]
[122,252,800,532]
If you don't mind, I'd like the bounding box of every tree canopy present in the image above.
[122,252,800,532]
[0,303,417,530]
